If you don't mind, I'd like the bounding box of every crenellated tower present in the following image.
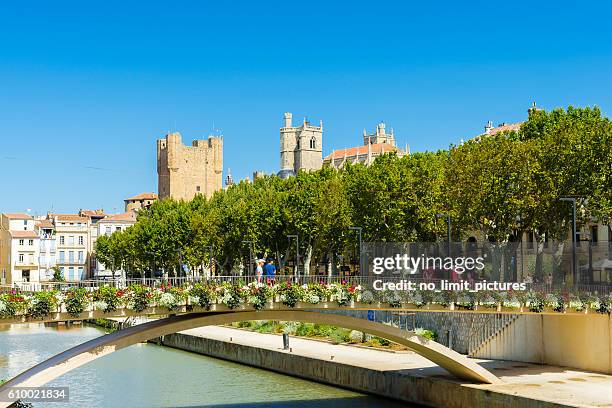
[157,132,223,200]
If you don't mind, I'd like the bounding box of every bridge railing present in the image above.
[2,275,611,295]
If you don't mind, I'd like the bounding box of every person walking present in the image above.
[255,259,265,283]
[263,259,276,284]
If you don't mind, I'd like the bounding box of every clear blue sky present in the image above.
[1,0,611,215]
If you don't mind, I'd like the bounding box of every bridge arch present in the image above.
[0,310,500,406]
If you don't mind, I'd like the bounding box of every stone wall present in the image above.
[473,313,612,374]
[156,331,564,408]
[317,309,500,354]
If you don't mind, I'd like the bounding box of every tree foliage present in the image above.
[96,106,611,278]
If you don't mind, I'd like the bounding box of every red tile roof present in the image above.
[486,122,522,136]
[53,214,88,222]
[3,213,33,220]
[324,143,402,161]
[10,230,39,239]
[35,219,54,229]
[125,192,158,201]
[80,209,106,218]
[100,212,137,223]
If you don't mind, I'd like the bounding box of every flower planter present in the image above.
[426,303,447,311]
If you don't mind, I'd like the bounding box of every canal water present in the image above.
[0,323,410,407]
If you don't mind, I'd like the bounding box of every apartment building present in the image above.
[94,211,137,279]
[49,214,89,281]
[0,213,40,285]
[79,209,106,275]
[35,219,56,281]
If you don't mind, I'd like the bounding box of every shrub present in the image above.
[93,286,122,313]
[27,291,57,319]
[279,283,302,308]
[329,327,350,343]
[414,327,437,341]
[295,322,316,337]
[64,288,89,317]
[127,284,152,312]
[190,284,217,310]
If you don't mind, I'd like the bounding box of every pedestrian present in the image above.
[256,259,265,283]
[263,259,276,284]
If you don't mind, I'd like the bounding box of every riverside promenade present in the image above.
[156,325,612,408]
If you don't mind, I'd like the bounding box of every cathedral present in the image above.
[323,122,407,168]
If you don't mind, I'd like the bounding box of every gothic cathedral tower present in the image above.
[279,112,323,178]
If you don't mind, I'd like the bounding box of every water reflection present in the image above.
[0,324,412,408]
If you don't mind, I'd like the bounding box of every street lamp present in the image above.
[241,240,253,276]
[287,235,299,281]
[349,227,363,275]
[560,197,577,284]
[436,213,451,257]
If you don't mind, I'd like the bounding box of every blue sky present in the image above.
[1,0,611,214]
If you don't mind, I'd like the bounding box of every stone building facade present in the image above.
[124,192,158,212]
[157,132,223,200]
[278,112,323,178]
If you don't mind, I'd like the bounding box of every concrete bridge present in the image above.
[1,276,609,407]
[0,303,506,408]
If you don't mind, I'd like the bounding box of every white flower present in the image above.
[408,292,422,304]
[92,300,108,311]
[158,292,178,309]
[301,284,308,290]
[0,299,6,313]
[55,293,65,304]
[360,290,374,303]
[306,293,320,304]
[349,330,363,343]
[247,295,259,304]
[189,295,200,305]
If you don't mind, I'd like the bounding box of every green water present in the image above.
[0,323,410,407]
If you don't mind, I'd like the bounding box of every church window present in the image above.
[310,137,316,149]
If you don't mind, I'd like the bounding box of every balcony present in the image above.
[56,259,86,265]
[14,260,38,268]
[55,225,88,232]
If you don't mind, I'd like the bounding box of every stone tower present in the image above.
[279,112,323,178]
[363,122,395,146]
[157,132,223,200]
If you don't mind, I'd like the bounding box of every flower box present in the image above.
[426,303,447,311]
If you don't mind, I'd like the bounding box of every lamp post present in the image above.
[560,197,577,284]
[288,235,299,281]
[436,213,451,257]
[349,227,363,275]
[241,240,253,276]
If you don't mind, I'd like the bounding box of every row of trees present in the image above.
[96,106,611,281]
